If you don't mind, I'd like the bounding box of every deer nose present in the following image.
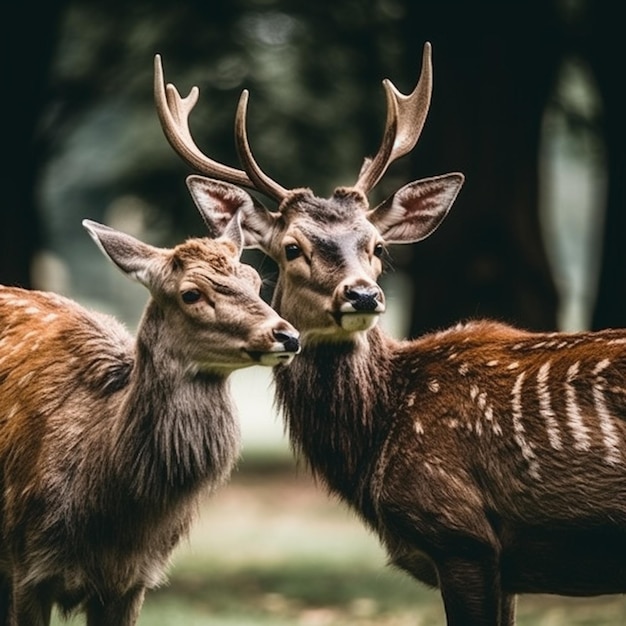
[344,284,384,312]
[273,327,300,353]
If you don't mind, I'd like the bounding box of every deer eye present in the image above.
[373,243,385,258]
[285,243,302,261]
[181,289,202,304]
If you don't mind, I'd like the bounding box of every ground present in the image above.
[53,455,626,625]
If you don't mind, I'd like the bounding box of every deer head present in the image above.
[83,219,300,370]
[154,44,464,343]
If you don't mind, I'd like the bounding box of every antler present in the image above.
[235,90,289,201]
[353,42,433,194]
[154,54,288,202]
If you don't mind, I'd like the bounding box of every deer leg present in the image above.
[86,587,146,626]
[436,555,504,626]
[500,593,517,626]
[9,582,53,626]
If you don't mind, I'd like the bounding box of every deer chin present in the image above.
[244,349,299,367]
[337,312,381,333]
[259,351,299,366]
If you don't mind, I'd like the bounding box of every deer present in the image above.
[155,43,626,626]
[0,217,300,625]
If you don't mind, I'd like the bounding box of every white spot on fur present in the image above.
[42,313,58,323]
[506,361,520,370]
[17,371,35,388]
[10,299,32,308]
[414,420,424,435]
[565,361,592,451]
[477,392,487,411]
[459,363,469,376]
[428,379,440,393]
[486,360,499,367]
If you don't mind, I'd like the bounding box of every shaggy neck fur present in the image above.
[274,326,394,514]
[107,302,240,507]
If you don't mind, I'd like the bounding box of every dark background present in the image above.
[1,0,621,335]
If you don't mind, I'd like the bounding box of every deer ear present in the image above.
[82,219,162,288]
[186,175,276,250]
[187,175,250,238]
[217,212,244,257]
[368,173,464,244]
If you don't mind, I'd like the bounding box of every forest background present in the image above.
[2,1,625,624]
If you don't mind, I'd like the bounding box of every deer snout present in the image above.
[250,320,300,367]
[333,279,385,333]
[273,325,301,354]
[344,284,384,312]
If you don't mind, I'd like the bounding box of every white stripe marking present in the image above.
[565,362,592,451]
[536,361,563,450]
[592,359,621,465]
[428,379,440,393]
[512,371,541,479]
[593,384,622,465]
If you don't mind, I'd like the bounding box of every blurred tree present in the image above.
[396,1,563,335]
[584,1,626,330]
[3,0,622,336]
[0,0,67,287]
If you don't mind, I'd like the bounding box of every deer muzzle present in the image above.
[333,281,385,332]
[248,320,300,366]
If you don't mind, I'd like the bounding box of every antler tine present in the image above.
[354,42,433,194]
[235,90,289,202]
[154,54,253,190]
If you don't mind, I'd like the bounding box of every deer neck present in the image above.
[274,325,394,510]
[111,302,241,504]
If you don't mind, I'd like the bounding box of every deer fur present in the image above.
[0,219,299,626]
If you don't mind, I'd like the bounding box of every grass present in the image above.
[52,454,626,625]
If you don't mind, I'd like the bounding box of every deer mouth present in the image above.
[331,311,382,333]
[244,347,300,367]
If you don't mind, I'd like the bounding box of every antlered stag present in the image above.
[0,219,299,625]
[156,44,626,625]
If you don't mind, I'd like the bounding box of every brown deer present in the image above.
[155,44,626,626]
[0,218,299,625]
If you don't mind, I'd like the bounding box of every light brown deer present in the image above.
[0,218,299,625]
[155,44,626,626]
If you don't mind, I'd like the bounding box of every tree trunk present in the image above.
[586,2,626,330]
[391,2,562,336]
[0,2,65,287]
